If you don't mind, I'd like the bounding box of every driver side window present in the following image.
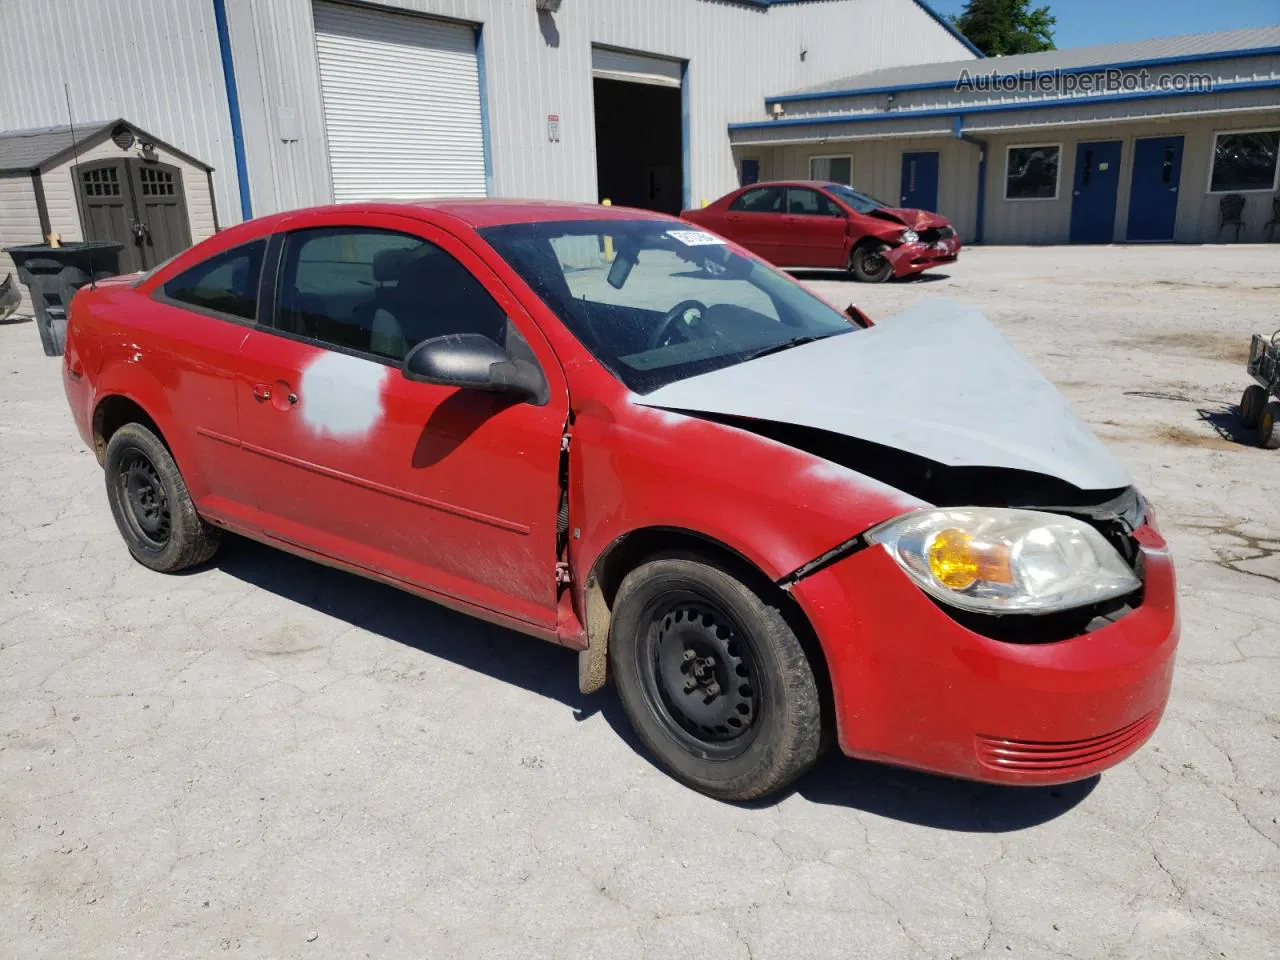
[729,186,784,213]
[276,227,511,363]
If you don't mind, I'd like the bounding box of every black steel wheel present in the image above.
[104,422,220,572]
[850,242,894,283]
[609,554,825,801]
[638,596,762,760]
[1240,384,1266,429]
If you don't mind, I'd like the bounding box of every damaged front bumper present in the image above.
[789,522,1177,785]
[884,235,961,277]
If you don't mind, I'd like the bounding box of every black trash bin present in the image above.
[4,242,124,357]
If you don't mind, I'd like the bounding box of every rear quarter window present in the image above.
[162,239,267,321]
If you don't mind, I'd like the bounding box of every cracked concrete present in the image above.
[2,245,1278,958]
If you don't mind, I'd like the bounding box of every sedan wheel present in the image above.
[609,554,826,801]
[850,243,894,283]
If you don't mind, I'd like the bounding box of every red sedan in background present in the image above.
[683,180,961,282]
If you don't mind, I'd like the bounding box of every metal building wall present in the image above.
[0,0,241,226]
[223,0,976,217]
[979,110,1280,244]
[770,53,1280,120]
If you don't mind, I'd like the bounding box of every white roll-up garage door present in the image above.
[313,1,486,201]
[591,46,683,88]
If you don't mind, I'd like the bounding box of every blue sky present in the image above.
[927,0,1280,49]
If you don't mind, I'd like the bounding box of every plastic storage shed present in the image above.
[0,119,218,320]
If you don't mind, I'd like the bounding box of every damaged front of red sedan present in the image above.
[63,200,1174,802]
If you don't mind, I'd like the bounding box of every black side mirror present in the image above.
[402,333,549,405]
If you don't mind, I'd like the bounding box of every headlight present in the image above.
[867,508,1139,615]
[899,229,919,243]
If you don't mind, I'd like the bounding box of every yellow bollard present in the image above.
[601,198,614,261]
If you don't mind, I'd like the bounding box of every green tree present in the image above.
[951,0,1057,56]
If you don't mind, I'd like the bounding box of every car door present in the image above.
[722,186,786,262]
[781,187,848,268]
[145,237,269,525]
[234,213,569,630]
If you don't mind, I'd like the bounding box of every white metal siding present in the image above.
[220,0,975,213]
[0,174,43,318]
[0,0,240,223]
[39,133,218,247]
[312,2,486,201]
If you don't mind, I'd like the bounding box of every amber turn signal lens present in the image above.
[926,528,1014,590]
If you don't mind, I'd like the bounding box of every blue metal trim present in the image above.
[211,0,252,221]
[766,44,1280,106]
[681,61,692,210]
[954,117,986,244]
[908,0,983,58]
[475,24,494,196]
[735,77,1280,131]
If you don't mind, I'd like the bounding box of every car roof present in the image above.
[248,198,678,230]
[738,180,842,190]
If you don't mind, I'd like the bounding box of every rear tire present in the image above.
[850,242,894,283]
[1259,401,1280,450]
[1240,385,1266,428]
[609,554,825,801]
[104,422,220,572]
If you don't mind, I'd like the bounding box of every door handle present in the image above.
[252,383,272,401]
[726,214,742,222]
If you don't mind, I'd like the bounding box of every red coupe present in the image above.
[63,199,1174,801]
[683,180,960,281]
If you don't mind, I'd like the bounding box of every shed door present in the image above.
[129,162,192,267]
[76,159,192,272]
[76,161,142,273]
[313,1,486,201]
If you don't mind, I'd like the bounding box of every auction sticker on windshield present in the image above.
[666,229,725,246]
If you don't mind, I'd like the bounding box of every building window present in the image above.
[810,156,852,185]
[1005,144,1061,200]
[1209,130,1280,193]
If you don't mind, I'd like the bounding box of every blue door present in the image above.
[1069,141,1122,243]
[900,151,939,211]
[740,157,760,186]
[1127,136,1184,241]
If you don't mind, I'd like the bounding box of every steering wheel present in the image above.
[649,299,709,350]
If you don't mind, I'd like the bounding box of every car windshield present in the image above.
[479,219,856,394]
[825,183,889,214]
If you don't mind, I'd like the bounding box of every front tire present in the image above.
[609,555,825,801]
[104,422,220,572]
[850,242,894,283]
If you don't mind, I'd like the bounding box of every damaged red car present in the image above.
[63,200,1176,801]
[681,180,960,282]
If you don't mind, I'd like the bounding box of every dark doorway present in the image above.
[593,77,683,214]
[75,158,192,272]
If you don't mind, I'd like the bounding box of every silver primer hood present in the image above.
[636,299,1130,492]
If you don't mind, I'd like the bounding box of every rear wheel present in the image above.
[1259,401,1280,450]
[850,242,894,283]
[104,422,220,572]
[609,555,825,801]
[1240,385,1266,428]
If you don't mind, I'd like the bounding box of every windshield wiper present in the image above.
[739,334,834,363]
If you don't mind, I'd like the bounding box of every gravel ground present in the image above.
[2,244,1278,959]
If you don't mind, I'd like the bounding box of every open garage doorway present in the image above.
[592,47,685,214]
